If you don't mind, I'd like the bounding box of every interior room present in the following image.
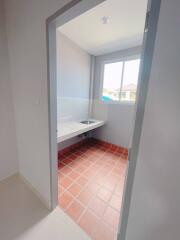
[56,0,147,239]
[1,0,180,239]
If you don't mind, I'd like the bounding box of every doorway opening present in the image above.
[47,0,161,239]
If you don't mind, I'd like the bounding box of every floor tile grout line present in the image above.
[60,173,121,228]
[61,175,121,224]
[60,149,126,203]
[58,143,128,238]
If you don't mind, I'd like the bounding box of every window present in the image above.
[102,58,140,103]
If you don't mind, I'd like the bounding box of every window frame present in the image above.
[100,54,141,105]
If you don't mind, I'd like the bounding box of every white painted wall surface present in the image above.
[56,32,91,150]
[4,0,75,208]
[56,32,91,123]
[4,0,105,207]
[92,47,141,148]
[0,0,18,181]
[125,0,180,239]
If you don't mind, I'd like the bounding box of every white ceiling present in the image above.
[58,0,148,56]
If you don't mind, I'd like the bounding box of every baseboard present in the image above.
[0,171,18,183]
[58,138,91,158]
[58,137,129,160]
[91,138,129,154]
[18,173,51,210]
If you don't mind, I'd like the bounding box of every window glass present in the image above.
[102,58,140,103]
[102,62,123,101]
[120,59,140,102]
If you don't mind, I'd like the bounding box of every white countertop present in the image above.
[57,119,105,143]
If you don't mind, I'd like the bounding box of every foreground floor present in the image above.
[0,175,90,240]
[58,140,128,240]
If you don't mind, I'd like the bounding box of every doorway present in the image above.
[47,0,161,239]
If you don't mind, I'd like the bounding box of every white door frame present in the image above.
[118,0,161,239]
[46,0,161,239]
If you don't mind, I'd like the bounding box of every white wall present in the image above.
[0,0,18,181]
[92,47,141,148]
[4,0,75,208]
[4,0,105,208]
[3,1,180,237]
[56,32,91,123]
[125,0,180,239]
[56,32,91,150]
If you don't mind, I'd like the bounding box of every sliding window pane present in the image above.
[121,59,140,102]
[102,62,123,102]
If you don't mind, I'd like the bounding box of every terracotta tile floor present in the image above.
[58,140,128,240]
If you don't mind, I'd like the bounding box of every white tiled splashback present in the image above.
[57,97,89,123]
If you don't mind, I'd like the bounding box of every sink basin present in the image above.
[80,120,95,125]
